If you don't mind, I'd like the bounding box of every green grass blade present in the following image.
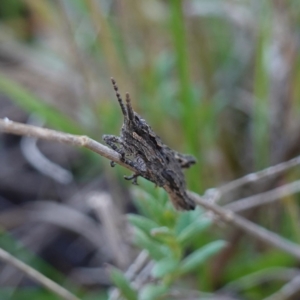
[179,240,227,275]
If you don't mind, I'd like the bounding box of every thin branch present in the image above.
[224,179,300,212]
[0,247,81,300]
[2,118,300,261]
[132,260,155,288]
[264,275,300,300]
[218,155,300,195]
[0,118,136,173]
[125,250,149,281]
[108,250,149,300]
[220,267,300,294]
[188,191,300,260]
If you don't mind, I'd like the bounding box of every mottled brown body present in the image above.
[103,78,196,210]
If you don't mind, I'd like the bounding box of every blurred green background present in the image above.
[0,0,300,299]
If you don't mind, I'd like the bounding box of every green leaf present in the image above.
[110,267,138,300]
[175,208,203,234]
[0,73,82,134]
[151,257,179,278]
[127,214,159,235]
[177,218,212,246]
[132,188,166,222]
[150,227,176,245]
[150,227,175,241]
[139,284,168,300]
[134,229,167,260]
[179,240,227,275]
[150,227,181,258]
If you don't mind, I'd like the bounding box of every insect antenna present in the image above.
[111,77,127,117]
[125,93,135,120]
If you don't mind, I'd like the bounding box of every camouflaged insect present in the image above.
[103,78,196,210]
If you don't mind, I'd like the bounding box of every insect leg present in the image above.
[123,155,148,185]
[124,173,140,185]
[103,135,127,166]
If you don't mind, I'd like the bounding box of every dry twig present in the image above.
[188,192,300,260]
[264,274,300,300]
[0,247,81,300]
[218,155,300,195]
[0,118,133,171]
[1,118,300,261]
[224,179,300,212]
[220,267,300,295]
[108,250,149,300]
